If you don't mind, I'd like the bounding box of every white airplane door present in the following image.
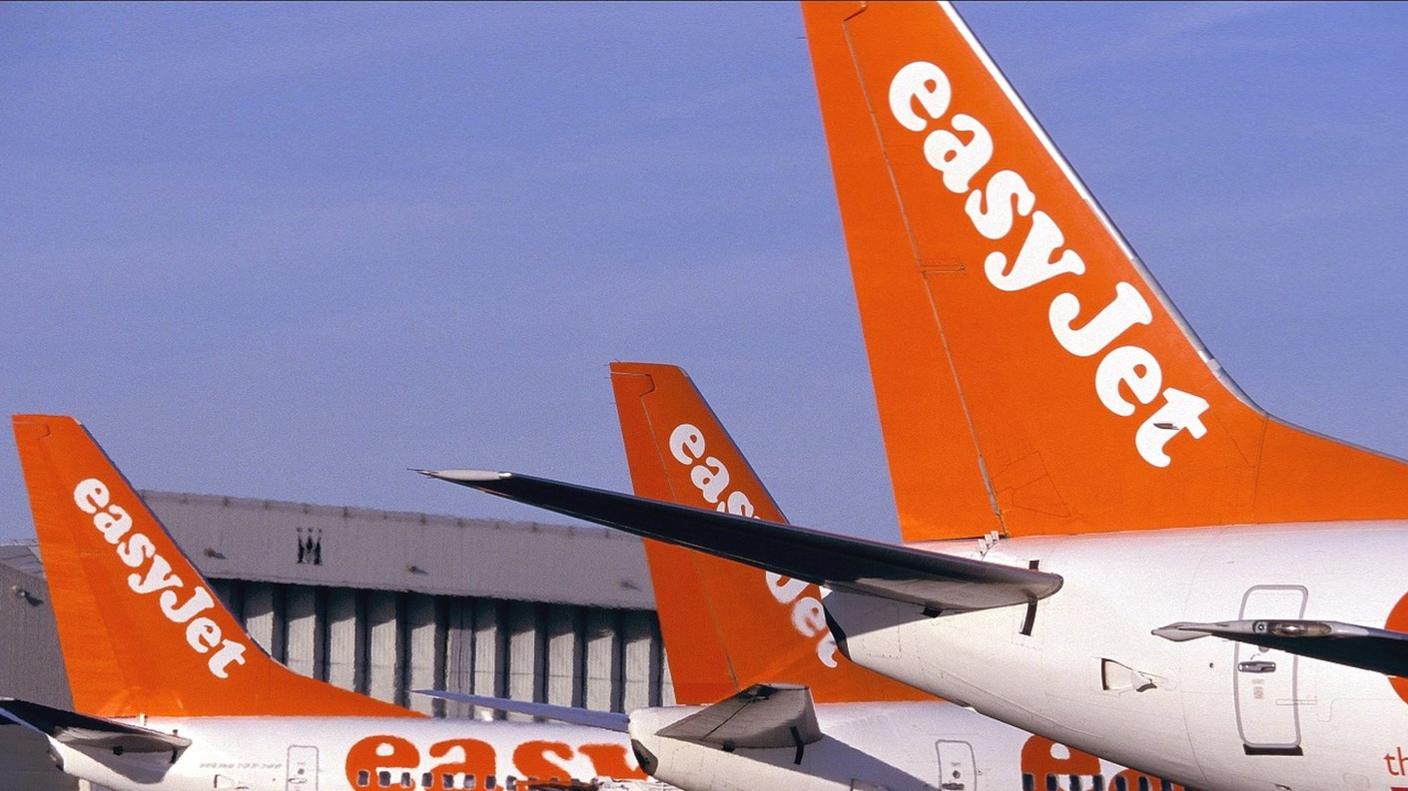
[1234,585,1305,755]
[286,745,318,790]
[935,740,977,791]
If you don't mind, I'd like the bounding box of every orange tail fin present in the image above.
[12,414,416,719]
[802,1,1408,540]
[609,362,931,705]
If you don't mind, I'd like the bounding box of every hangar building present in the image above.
[0,490,671,791]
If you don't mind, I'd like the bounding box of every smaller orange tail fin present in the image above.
[12,414,417,719]
[609,362,931,705]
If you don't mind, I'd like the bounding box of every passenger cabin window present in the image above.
[442,774,456,789]
[1022,773,1035,791]
[506,777,517,790]
[357,770,371,788]
[486,776,496,789]
[401,771,414,788]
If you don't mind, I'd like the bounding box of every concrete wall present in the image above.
[0,563,78,791]
[144,491,656,609]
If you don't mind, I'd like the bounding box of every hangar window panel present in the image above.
[546,604,584,709]
[507,600,546,719]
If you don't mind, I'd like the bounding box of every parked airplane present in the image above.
[422,4,1408,791]
[609,361,1185,791]
[3,414,663,791]
[427,361,1182,791]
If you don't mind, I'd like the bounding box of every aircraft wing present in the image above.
[412,690,629,732]
[656,684,821,752]
[418,469,1062,614]
[1153,619,1408,677]
[0,698,191,753]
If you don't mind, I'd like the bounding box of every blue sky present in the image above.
[1,2,1405,542]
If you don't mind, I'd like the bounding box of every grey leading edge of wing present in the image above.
[413,690,630,732]
[415,469,1062,615]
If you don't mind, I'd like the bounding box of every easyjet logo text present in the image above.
[73,478,247,679]
[344,734,645,789]
[888,60,1209,467]
[669,423,838,668]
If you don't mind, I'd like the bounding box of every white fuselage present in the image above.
[48,717,666,791]
[631,701,1180,791]
[824,520,1408,791]
[46,705,1184,791]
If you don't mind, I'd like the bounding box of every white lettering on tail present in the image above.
[667,424,839,668]
[888,60,1209,466]
[73,478,247,679]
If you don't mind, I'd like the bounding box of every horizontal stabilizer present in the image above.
[0,698,191,753]
[1154,619,1408,677]
[657,684,821,751]
[418,469,1062,614]
[413,690,628,732]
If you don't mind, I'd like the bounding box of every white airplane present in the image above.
[11,406,1163,791]
[3,414,665,791]
[608,361,1190,791]
[421,4,1408,791]
[428,360,1183,791]
[2,410,1167,791]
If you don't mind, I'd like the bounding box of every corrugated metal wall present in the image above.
[206,579,671,718]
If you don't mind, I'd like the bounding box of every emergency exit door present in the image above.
[1234,585,1305,755]
[286,745,318,790]
[936,740,977,790]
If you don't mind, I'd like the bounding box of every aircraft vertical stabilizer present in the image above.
[611,361,936,704]
[802,1,1408,539]
[12,414,417,719]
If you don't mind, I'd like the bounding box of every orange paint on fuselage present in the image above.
[513,740,575,785]
[1386,592,1408,704]
[1020,735,1184,790]
[344,734,640,790]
